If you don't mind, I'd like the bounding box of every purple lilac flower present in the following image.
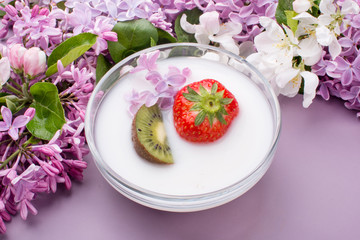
[131,50,160,73]
[338,30,360,56]
[340,85,360,112]
[148,9,173,33]
[31,130,63,160]
[10,4,62,50]
[126,51,191,115]
[329,55,360,86]
[0,106,31,141]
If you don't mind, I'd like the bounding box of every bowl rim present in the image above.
[85,42,282,205]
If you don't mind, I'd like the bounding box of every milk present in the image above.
[94,56,274,196]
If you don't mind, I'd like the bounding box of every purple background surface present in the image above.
[3,95,360,240]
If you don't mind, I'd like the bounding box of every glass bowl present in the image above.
[85,43,281,212]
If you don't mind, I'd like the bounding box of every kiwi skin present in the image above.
[131,105,174,164]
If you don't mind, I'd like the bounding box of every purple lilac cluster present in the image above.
[0,0,119,233]
[0,3,96,234]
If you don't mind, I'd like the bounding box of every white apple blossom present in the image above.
[293,12,323,65]
[315,0,360,59]
[254,17,298,65]
[180,11,242,54]
[248,16,319,108]
[276,67,319,108]
[293,0,312,13]
[247,52,290,96]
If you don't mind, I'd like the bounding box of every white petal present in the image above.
[219,39,240,55]
[301,71,319,94]
[300,71,319,108]
[209,34,239,54]
[318,15,333,26]
[319,0,336,15]
[259,17,274,29]
[278,75,302,97]
[194,32,211,45]
[199,11,220,35]
[218,21,242,36]
[297,37,323,66]
[283,24,299,44]
[328,34,342,59]
[180,14,196,34]
[293,0,311,13]
[254,32,279,54]
[0,57,10,85]
[293,12,318,24]
[341,0,360,14]
[276,67,300,89]
[315,25,332,46]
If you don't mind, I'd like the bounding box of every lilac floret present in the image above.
[126,51,192,116]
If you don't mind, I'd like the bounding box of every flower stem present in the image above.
[9,78,22,90]
[4,83,23,97]
[0,149,20,169]
[0,136,36,169]
[22,82,31,99]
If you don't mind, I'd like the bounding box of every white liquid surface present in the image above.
[94,57,274,196]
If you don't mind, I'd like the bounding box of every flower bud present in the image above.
[0,57,10,86]
[31,5,39,18]
[102,31,118,42]
[39,8,49,16]
[82,83,94,93]
[8,44,26,71]
[24,107,35,120]
[23,47,46,78]
[5,5,17,18]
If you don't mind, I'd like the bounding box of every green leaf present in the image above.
[150,37,157,47]
[5,99,17,113]
[211,83,218,95]
[220,98,234,105]
[285,10,298,33]
[2,95,22,113]
[0,93,11,106]
[108,19,158,63]
[275,0,294,26]
[174,8,202,43]
[96,54,112,84]
[215,90,225,99]
[199,84,208,96]
[219,106,229,116]
[216,111,227,125]
[0,10,5,17]
[46,33,98,76]
[56,1,66,10]
[208,112,215,127]
[157,28,177,44]
[194,110,206,126]
[183,86,202,102]
[309,0,321,17]
[27,82,66,140]
[190,103,203,111]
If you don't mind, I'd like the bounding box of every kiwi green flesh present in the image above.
[132,104,173,164]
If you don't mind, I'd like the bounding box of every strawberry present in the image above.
[173,79,239,143]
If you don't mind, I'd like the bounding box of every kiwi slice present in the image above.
[132,104,174,164]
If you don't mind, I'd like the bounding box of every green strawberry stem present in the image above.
[182,83,233,127]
